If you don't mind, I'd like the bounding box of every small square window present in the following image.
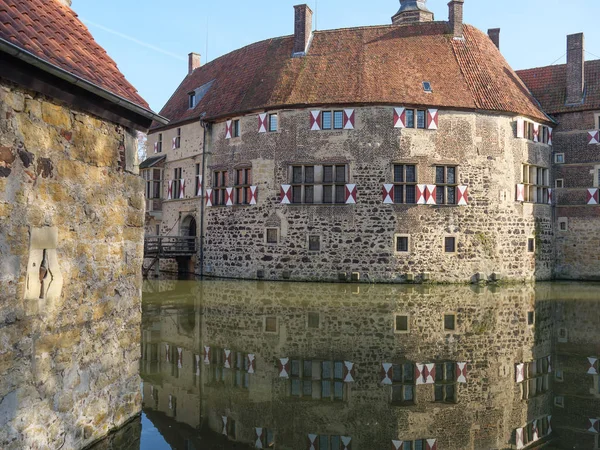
[555,179,564,188]
[265,317,277,333]
[423,81,432,93]
[395,315,409,333]
[554,396,565,408]
[444,236,456,253]
[527,311,535,325]
[527,238,535,253]
[266,228,278,244]
[444,314,456,331]
[309,235,321,251]
[307,312,320,329]
[554,153,565,164]
[555,368,564,382]
[395,235,409,253]
[558,218,568,231]
[269,114,278,132]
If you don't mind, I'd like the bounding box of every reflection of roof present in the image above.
[0,0,148,109]
[153,22,548,129]
[140,155,166,170]
[516,60,600,114]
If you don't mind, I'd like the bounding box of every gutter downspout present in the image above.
[199,118,210,277]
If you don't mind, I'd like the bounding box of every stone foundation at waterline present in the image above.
[0,80,143,449]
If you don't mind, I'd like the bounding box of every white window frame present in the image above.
[554,153,565,164]
[558,217,568,232]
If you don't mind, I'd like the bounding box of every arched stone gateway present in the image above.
[181,215,197,238]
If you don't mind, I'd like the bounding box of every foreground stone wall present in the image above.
[0,80,143,449]
[196,107,554,283]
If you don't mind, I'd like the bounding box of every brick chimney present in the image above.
[448,0,464,38]
[488,28,500,50]
[392,0,434,25]
[293,4,313,55]
[188,53,201,75]
[566,33,585,105]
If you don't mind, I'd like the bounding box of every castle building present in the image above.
[145,0,599,283]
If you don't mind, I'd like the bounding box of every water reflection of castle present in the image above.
[140,281,600,450]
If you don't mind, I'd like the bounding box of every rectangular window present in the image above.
[522,164,549,203]
[390,363,416,405]
[188,92,196,109]
[436,166,457,205]
[195,164,201,197]
[289,360,346,401]
[434,362,457,403]
[309,235,321,251]
[416,110,426,129]
[555,179,564,188]
[157,134,163,153]
[288,165,348,204]
[444,314,456,331]
[322,111,332,130]
[406,109,415,128]
[257,429,275,448]
[174,128,181,148]
[528,238,535,253]
[269,114,278,132]
[554,153,565,164]
[393,164,417,204]
[266,228,278,245]
[234,168,252,205]
[172,168,182,200]
[213,170,228,206]
[233,119,240,138]
[333,111,343,129]
[395,315,409,333]
[395,235,409,253]
[307,312,320,329]
[522,358,550,399]
[444,237,456,253]
[265,317,278,333]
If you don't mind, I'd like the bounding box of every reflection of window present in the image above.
[522,358,550,399]
[435,362,457,403]
[395,315,409,333]
[289,360,346,401]
[308,312,320,329]
[234,352,249,389]
[309,236,321,251]
[390,363,415,405]
[522,416,551,446]
[226,418,236,439]
[399,440,428,450]
[210,347,226,383]
[528,238,535,253]
[265,317,278,333]
[444,314,456,331]
[393,165,417,204]
[318,435,345,450]
[258,429,275,448]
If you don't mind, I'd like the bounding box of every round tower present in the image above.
[392,0,434,24]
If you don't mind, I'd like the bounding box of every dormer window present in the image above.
[423,81,433,93]
[188,92,196,109]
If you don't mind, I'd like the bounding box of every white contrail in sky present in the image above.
[81,18,186,61]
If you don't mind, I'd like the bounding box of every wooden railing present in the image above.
[144,236,196,257]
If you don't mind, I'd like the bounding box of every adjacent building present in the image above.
[145,0,599,283]
[0,0,166,448]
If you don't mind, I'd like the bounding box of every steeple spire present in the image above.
[392,0,434,25]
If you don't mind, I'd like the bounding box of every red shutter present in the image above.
[205,188,213,207]
[381,363,393,385]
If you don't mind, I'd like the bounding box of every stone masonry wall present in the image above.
[0,80,143,449]
[199,107,554,283]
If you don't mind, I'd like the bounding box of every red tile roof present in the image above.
[516,60,600,115]
[153,22,549,129]
[0,0,149,109]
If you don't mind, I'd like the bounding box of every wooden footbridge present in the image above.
[143,236,197,276]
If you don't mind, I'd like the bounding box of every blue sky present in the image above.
[73,0,600,113]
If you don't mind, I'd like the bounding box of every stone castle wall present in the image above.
[0,80,143,449]
[194,106,554,283]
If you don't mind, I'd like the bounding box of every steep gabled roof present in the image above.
[0,0,149,109]
[516,60,600,115]
[153,22,549,130]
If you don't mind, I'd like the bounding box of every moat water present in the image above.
[91,280,600,450]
